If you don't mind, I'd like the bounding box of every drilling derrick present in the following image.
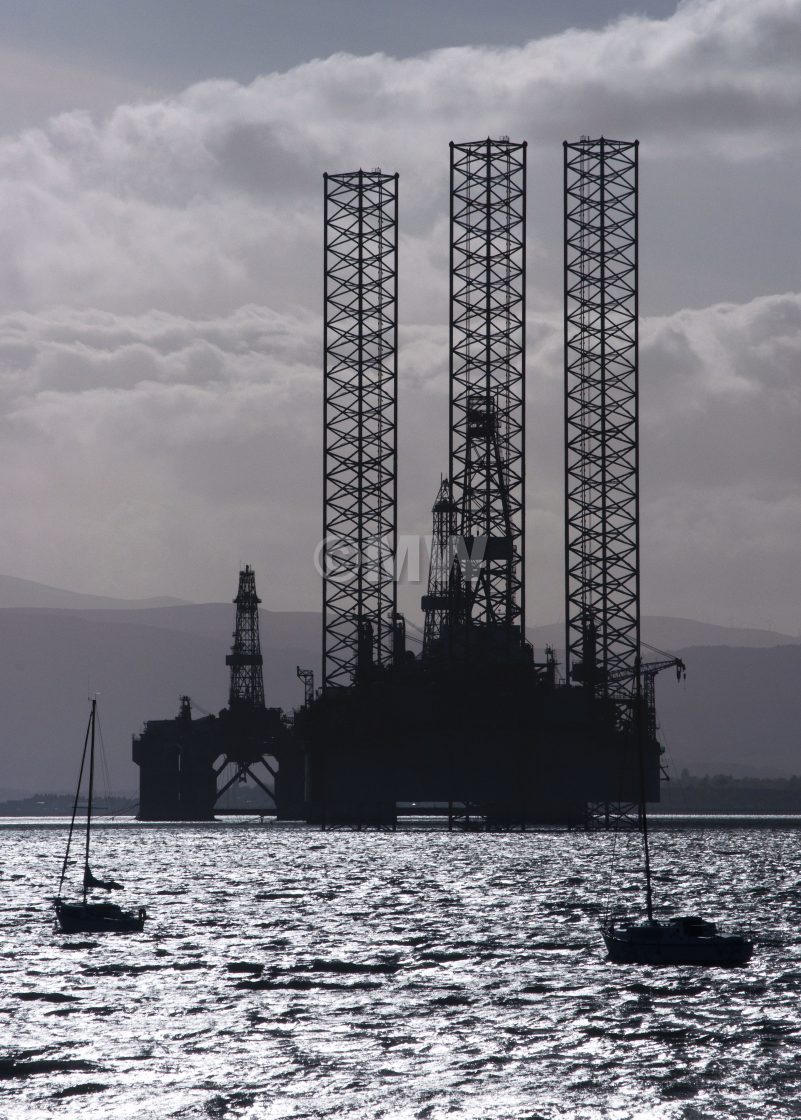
[450,139,526,654]
[564,138,640,705]
[217,565,283,808]
[296,666,315,709]
[323,170,398,690]
[421,478,458,657]
[133,564,295,820]
[226,564,265,709]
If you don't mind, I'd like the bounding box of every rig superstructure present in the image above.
[133,565,299,820]
[134,136,680,828]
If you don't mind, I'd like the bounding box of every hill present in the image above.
[0,574,187,611]
[654,643,801,780]
[0,577,797,796]
[0,603,318,796]
[527,616,798,653]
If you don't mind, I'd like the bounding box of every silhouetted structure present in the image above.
[296,666,314,708]
[216,565,279,801]
[322,170,399,690]
[133,567,303,820]
[133,695,218,820]
[302,139,657,831]
[226,565,265,708]
[564,137,639,705]
[561,140,680,830]
[134,137,669,832]
[421,478,458,657]
[450,138,526,650]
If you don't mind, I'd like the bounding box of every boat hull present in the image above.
[602,918,752,967]
[55,900,146,934]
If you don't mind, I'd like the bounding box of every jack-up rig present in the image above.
[133,137,683,828]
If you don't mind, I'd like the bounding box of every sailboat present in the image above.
[601,669,752,967]
[54,697,147,934]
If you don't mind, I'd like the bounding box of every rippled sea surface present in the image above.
[2,819,800,1119]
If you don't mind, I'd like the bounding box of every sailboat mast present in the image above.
[635,663,654,921]
[57,708,92,899]
[83,697,96,904]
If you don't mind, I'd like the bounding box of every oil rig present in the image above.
[133,565,301,819]
[134,136,681,828]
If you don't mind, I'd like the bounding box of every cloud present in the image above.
[638,293,801,627]
[512,291,801,629]
[0,0,798,629]
[0,306,319,599]
[0,0,798,319]
[643,293,801,485]
[0,304,452,606]
[1,285,798,630]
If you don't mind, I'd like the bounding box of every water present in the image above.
[2,820,799,1119]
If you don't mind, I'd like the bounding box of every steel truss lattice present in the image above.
[421,478,458,657]
[449,139,526,637]
[323,170,398,690]
[226,565,265,708]
[296,666,315,709]
[564,138,640,700]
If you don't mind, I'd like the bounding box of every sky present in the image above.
[0,0,799,632]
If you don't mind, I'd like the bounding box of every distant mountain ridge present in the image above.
[0,575,797,795]
[0,573,187,610]
[528,616,798,653]
[3,575,794,649]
